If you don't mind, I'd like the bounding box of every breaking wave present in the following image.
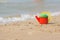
[0,12,60,24]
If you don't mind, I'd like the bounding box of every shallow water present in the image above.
[0,0,60,17]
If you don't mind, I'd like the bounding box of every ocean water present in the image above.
[0,0,60,23]
[0,0,60,17]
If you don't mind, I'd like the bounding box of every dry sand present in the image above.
[0,15,60,40]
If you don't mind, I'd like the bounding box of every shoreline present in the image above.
[0,12,60,24]
[0,14,60,40]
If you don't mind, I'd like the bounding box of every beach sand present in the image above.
[0,15,60,40]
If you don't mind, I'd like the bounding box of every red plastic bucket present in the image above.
[39,17,48,24]
[35,16,48,24]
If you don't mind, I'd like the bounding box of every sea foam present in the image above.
[0,14,35,24]
[0,12,60,24]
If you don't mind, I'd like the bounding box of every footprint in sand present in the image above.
[28,22,34,24]
[15,39,18,40]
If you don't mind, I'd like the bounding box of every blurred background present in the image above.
[0,0,60,17]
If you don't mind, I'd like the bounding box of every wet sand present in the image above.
[0,15,60,40]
